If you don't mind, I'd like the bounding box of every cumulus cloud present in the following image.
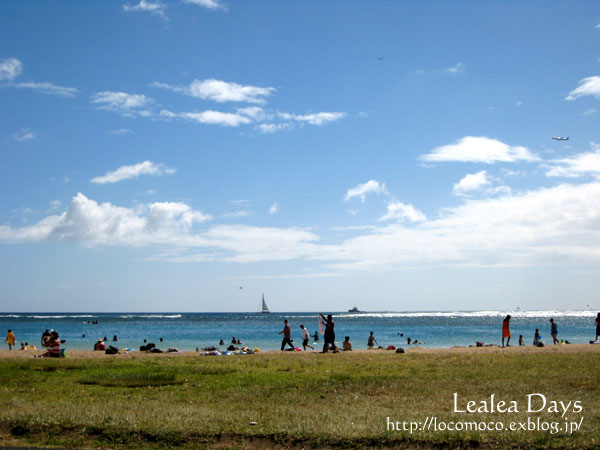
[327,182,600,271]
[0,58,22,81]
[123,1,167,19]
[152,79,274,104]
[4,183,600,269]
[91,161,176,184]
[344,180,387,203]
[183,0,227,10]
[565,76,600,100]
[453,171,491,195]
[268,203,279,214]
[91,91,153,116]
[545,144,600,178]
[420,136,539,164]
[378,202,426,222]
[0,193,212,246]
[13,128,37,142]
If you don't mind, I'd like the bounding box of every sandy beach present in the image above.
[1,342,598,359]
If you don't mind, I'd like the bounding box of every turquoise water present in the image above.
[1,311,598,352]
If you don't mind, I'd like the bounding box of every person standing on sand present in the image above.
[595,313,600,343]
[300,325,314,351]
[502,315,511,347]
[550,318,559,345]
[5,329,16,350]
[319,313,335,352]
[279,319,294,351]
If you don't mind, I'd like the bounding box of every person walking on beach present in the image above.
[550,318,559,345]
[5,329,16,350]
[319,313,335,352]
[502,315,511,347]
[595,313,600,343]
[279,319,294,351]
[367,331,377,349]
[300,325,314,351]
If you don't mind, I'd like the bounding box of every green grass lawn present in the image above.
[0,350,598,449]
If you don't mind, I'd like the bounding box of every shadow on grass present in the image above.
[78,370,182,388]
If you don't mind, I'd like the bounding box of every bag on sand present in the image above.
[105,346,118,355]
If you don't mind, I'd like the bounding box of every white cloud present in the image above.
[160,109,251,127]
[222,210,254,218]
[565,76,600,100]
[410,62,465,77]
[268,203,279,214]
[13,128,37,142]
[545,144,600,178]
[378,202,426,222]
[107,128,133,135]
[420,136,539,164]
[13,81,79,97]
[91,91,153,116]
[182,0,226,10]
[0,58,22,81]
[91,161,176,184]
[583,108,596,116]
[0,193,212,246]
[278,111,346,125]
[344,180,387,203]
[258,123,293,134]
[152,79,274,104]
[445,62,465,75]
[123,1,167,19]
[453,171,490,195]
[5,183,600,270]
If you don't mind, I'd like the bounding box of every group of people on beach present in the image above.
[278,313,347,352]
[500,315,598,348]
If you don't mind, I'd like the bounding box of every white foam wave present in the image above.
[334,310,598,319]
[118,314,182,319]
[26,315,95,319]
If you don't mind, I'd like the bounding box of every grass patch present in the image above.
[0,350,598,449]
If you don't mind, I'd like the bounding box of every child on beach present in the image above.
[343,336,352,351]
[519,335,524,346]
[367,331,377,349]
[5,330,16,350]
[502,315,511,347]
[300,325,314,351]
[595,313,600,343]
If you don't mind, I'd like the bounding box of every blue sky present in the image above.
[1,1,600,312]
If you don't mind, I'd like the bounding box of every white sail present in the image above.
[261,293,270,313]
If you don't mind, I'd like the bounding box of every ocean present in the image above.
[2,310,598,352]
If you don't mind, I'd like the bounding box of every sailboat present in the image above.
[261,293,270,314]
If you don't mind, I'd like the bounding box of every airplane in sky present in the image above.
[552,136,569,141]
